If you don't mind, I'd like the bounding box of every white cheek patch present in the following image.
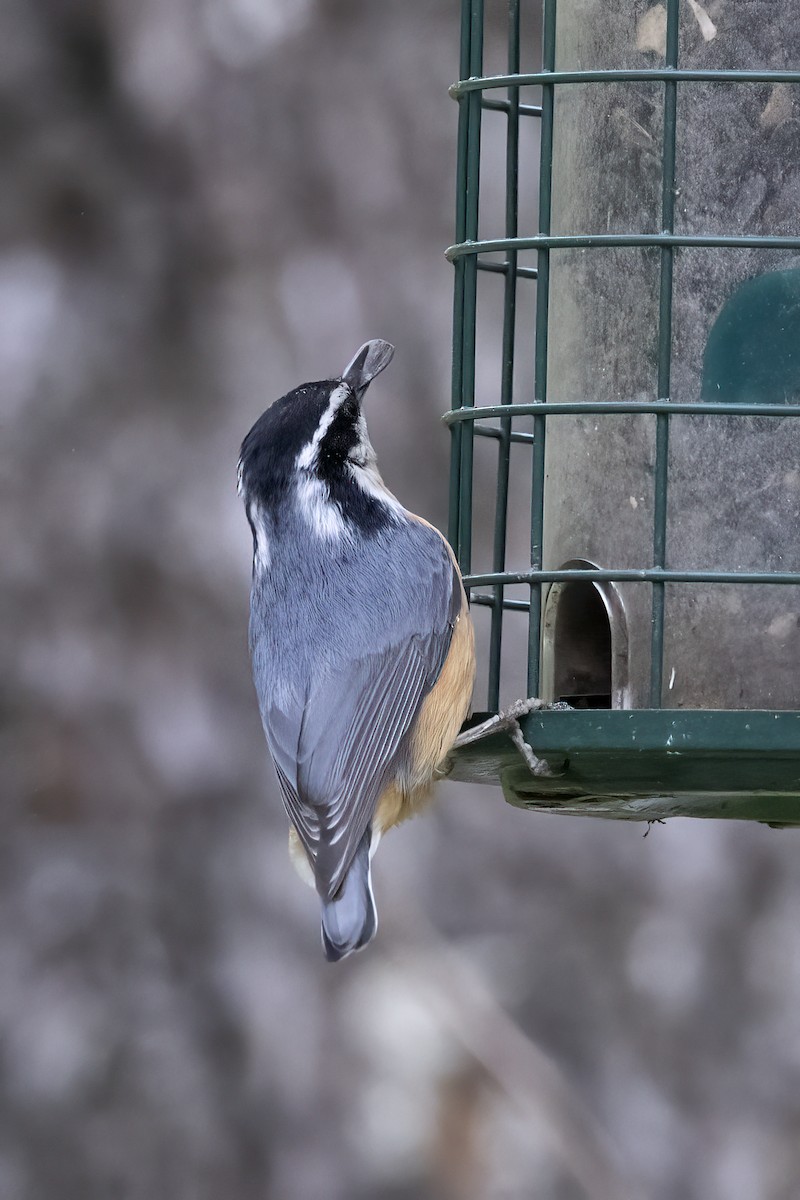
[248,502,272,571]
[350,458,405,518]
[348,415,404,518]
[295,473,349,541]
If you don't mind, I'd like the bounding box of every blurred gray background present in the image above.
[3,1,800,1198]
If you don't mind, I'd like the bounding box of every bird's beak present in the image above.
[342,339,395,398]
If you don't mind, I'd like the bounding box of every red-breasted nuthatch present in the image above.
[238,340,475,961]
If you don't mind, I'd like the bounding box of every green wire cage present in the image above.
[446,0,800,822]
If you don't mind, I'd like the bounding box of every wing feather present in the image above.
[268,640,433,898]
[254,519,463,900]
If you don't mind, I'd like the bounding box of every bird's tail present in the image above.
[320,828,377,962]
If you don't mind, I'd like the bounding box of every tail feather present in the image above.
[320,829,377,962]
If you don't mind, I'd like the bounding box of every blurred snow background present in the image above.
[3,1,800,1198]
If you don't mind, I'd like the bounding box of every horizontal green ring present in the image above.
[446,232,800,259]
[443,399,800,421]
[449,67,800,98]
[465,568,800,587]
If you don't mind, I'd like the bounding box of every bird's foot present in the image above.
[450,698,571,777]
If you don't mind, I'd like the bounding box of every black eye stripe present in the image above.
[319,399,358,454]
[338,393,359,422]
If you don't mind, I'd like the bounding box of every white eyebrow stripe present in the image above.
[296,384,350,470]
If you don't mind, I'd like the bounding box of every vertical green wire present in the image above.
[456,0,484,577]
[487,0,521,712]
[528,0,556,697]
[448,0,473,552]
[650,0,679,706]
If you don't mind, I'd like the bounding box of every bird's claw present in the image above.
[450,697,568,777]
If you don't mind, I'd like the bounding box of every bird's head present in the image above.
[238,339,399,540]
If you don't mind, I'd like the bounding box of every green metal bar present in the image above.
[447,0,473,551]
[529,0,556,697]
[457,0,485,576]
[450,68,800,96]
[444,400,800,420]
[477,259,538,279]
[650,0,680,707]
[448,286,463,546]
[447,232,800,257]
[482,97,543,117]
[465,568,800,586]
[475,425,536,443]
[472,569,800,602]
[472,593,531,611]
[487,0,521,711]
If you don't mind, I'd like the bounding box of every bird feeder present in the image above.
[446,0,800,822]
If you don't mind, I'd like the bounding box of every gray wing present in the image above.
[261,530,461,901]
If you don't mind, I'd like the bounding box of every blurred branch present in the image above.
[381,896,644,1200]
